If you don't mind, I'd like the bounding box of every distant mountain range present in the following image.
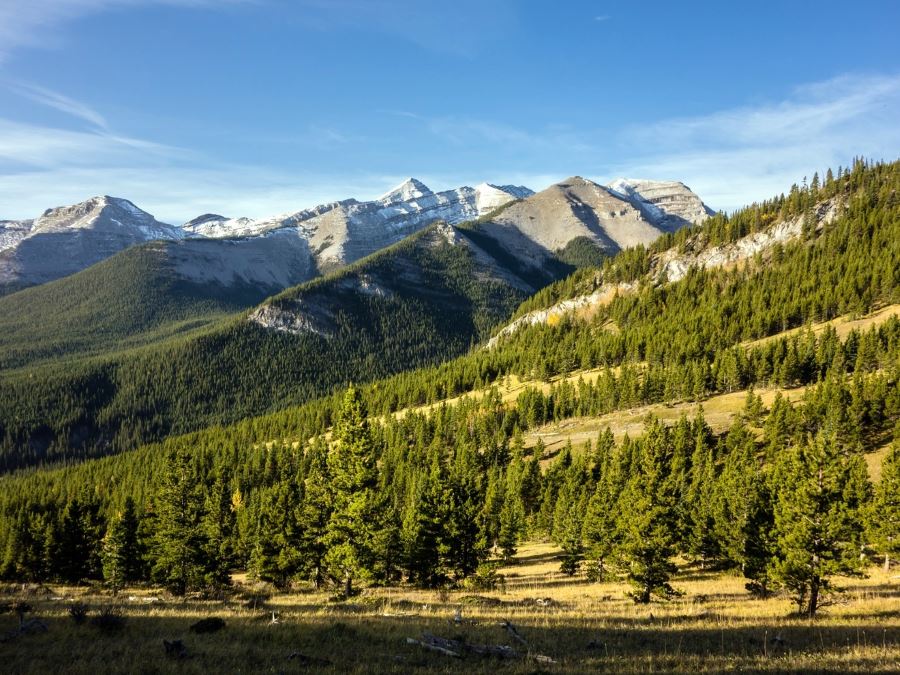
[0,177,712,295]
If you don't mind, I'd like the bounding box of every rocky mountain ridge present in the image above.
[0,176,712,294]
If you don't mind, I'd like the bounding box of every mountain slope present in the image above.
[0,196,183,293]
[183,178,536,273]
[0,243,282,371]
[0,174,711,469]
[469,176,711,272]
[0,221,544,468]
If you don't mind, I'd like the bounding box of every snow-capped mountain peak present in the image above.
[605,178,714,232]
[379,177,433,204]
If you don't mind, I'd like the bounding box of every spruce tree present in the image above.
[445,442,484,579]
[324,386,380,596]
[497,479,525,562]
[151,449,207,596]
[557,489,586,575]
[296,442,330,587]
[713,428,774,595]
[870,438,900,571]
[201,468,235,589]
[616,418,680,603]
[769,433,870,616]
[401,460,447,587]
[102,497,144,593]
[250,479,302,588]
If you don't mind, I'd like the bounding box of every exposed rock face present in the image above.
[159,227,317,292]
[607,179,715,232]
[475,176,712,270]
[182,178,535,272]
[248,302,336,338]
[0,196,183,290]
[0,220,33,254]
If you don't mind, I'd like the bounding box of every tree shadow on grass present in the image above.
[1,594,899,674]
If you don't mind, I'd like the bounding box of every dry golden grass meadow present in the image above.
[1,541,898,674]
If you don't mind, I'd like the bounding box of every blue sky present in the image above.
[1,0,899,223]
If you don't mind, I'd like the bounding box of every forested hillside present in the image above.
[0,224,549,469]
[0,161,896,472]
[0,244,270,371]
[0,159,897,616]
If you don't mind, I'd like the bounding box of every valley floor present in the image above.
[1,542,898,674]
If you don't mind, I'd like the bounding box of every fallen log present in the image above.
[406,635,463,658]
[406,632,555,663]
[500,620,529,647]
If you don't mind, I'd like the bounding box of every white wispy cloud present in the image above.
[604,73,900,210]
[7,81,108,128]
[0,0,249,63]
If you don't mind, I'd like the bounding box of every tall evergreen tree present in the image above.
[713,428,774,595]
[296,442,331,587]
[769,433,870,616]
[324,386,381,596]
[102,497,144,593]
[616,419,680,603]
[151,449,207,596]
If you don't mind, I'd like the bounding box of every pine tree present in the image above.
[557,489,586,575]
[497,478,525,562]
[151,449,207,596]
[54,498,101,583]
[713,428,774,595]
[250,478,302,588]
[445,442,485,579]
[401,460,447,587]
[296,442,330,587]
[616,418,680,603]
[685,426,720,565]
[769,433,870,616]
[102,497,144,593]
[325,386,381,596]
[201,468,235,589]
[869,438,900,571]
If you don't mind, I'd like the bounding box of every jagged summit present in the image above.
[1,195,183,290]
[2,173,710,295]
[606,178,715,231]
[378,177,433,204]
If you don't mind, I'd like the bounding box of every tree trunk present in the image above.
[807,577,820,618]
[344,574,353,598]
[884,553,891,572]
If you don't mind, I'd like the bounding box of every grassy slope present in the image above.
[0,542,896,673]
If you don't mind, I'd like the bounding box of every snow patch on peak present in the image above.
[379,177,432,204]
[474,183,530,215]
[107,196,150,217]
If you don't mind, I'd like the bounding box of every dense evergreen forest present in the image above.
[0,244,273,370]
[0,159,897,617]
